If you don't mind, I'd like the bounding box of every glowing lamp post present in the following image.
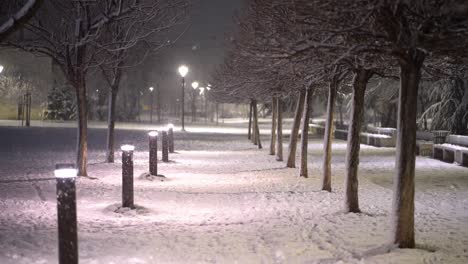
[178,65,189,131]
[167,124,175,153]
[162,129,169,162]
[148,131,158,176]
[121,145,135,208]
[55,166,78,264]
[191,81,199,122]
[149,87,154,123]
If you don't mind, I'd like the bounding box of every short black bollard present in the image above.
[148,131,158,176]
[121,145,135,208]
[55,166,78,264]
[168,123,175,153]
[162,130,169,162]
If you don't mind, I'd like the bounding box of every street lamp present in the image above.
[178,65,189,131]
[191,81,199,122]
[0,65,4,74]
[149,87,154,123]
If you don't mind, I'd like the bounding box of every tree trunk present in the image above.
[344,68,373,212]
[248,102,253,140]
[339,99,344,127]
[270,97,277,155]
[321,80,338,191]
[106,88,118,163]
[252,100,258,145]
[451,78,468,135]
[300,88,314,177]
[75,78,88,177]
[253,101,262,149]
[287,90,306,168]
[276,98,283,161]
[392,51,425,249]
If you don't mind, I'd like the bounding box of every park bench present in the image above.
[363,126,397,147]
[416,131,434,157]
[433,134,468,167]
[309,123,325,136]
[332,126,396,148]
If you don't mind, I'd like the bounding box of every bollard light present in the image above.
[162,130,169,162]
[148,131,158,176]
[121,145,135,208]
[55,166,78,264]
[167,124,175,153]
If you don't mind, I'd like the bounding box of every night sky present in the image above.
[151,0,245,93]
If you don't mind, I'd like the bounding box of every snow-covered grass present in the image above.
[0,121,467,263]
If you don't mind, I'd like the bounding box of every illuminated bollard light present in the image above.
[121,145,135,208]
[162,130,169,162]
[55,166,78,264]
[168,123,175,153]
[148,131,158,176]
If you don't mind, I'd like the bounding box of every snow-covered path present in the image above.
[0,123,467,263]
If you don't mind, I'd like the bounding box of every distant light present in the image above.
[121,145,135,152]
[0,65,4,74]
[192,81,199,89]
[178,65,189,77]
[167,123,174,129]
[148,131,158,137]
[199,87,205,95]
[54,168,77,178]
[149,87,154,92]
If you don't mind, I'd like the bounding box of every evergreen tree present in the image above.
[45,85,76,120]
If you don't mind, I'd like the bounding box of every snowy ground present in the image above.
[0,120,467,263]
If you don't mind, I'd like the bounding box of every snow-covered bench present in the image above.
[433,135,468,167]
[360,132,395,147]
[416,131,434,157]
[309,123,325,136]
[334,129,348,140]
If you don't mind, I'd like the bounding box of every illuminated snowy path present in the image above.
[0,123,467,263]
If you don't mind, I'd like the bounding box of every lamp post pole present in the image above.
[178,65,189,131]
[149,87,154,123]
[181,77,185,131]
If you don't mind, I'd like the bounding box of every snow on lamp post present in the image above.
[167,123,175,153]
[148,131,158,176]
[149,87,154,123]
[161,129,169,162]
[121,145,135,208]
[55,166,78,264]
[178,65,189,131]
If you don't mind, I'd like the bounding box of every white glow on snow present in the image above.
[54,168,77,178]
[121,145,135,152]
[148,131,158,137]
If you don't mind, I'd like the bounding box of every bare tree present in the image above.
[5,0,143,176]
[98,0,188,163]
[0,0,43,42]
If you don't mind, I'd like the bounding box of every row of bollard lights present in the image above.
[54,124,175,264]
